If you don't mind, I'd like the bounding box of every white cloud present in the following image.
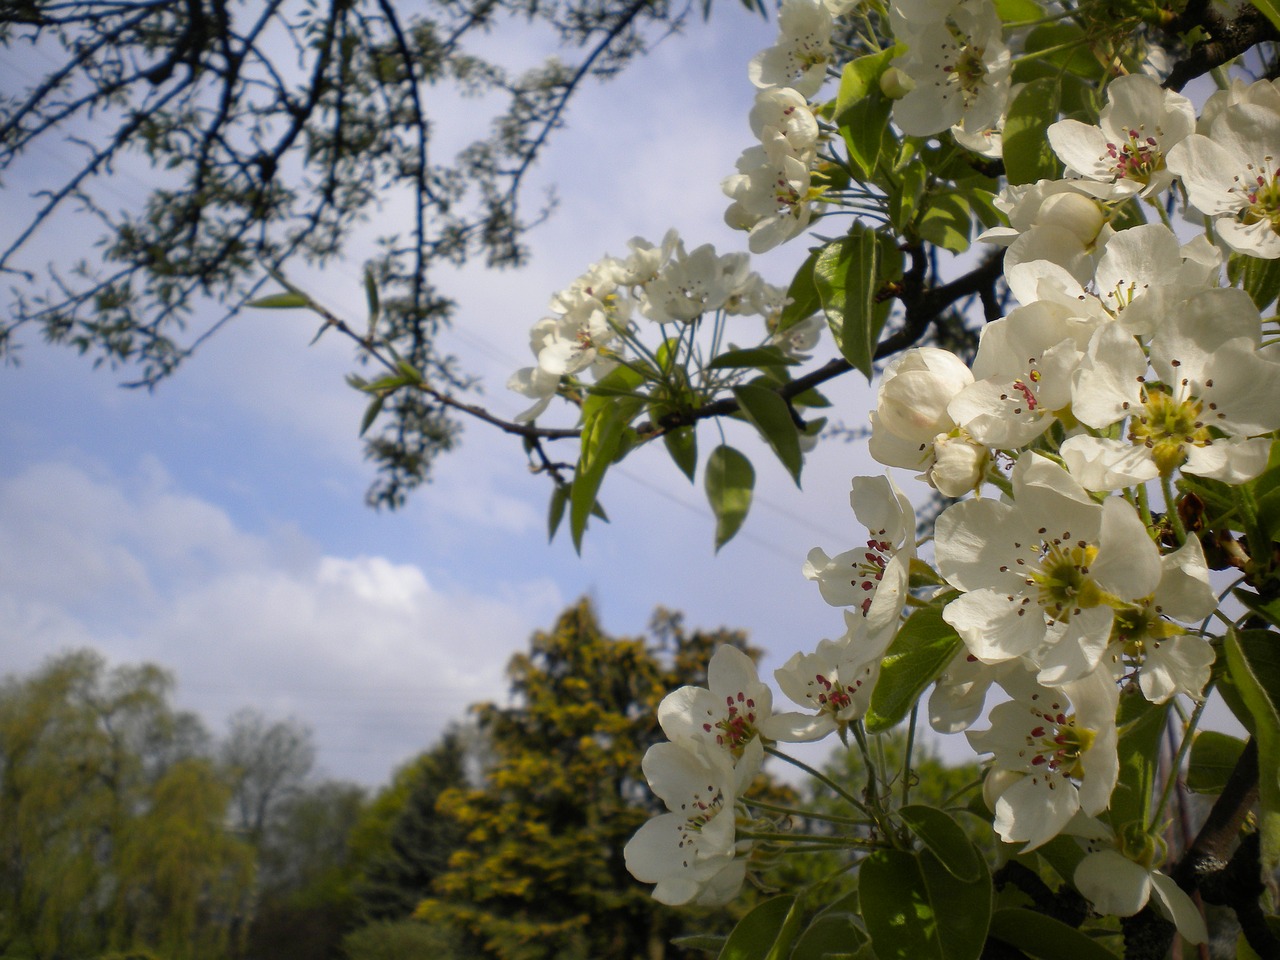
[0,458,563,784]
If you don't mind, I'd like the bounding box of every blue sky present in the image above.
[0,12,929,784]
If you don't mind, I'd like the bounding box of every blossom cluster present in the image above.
[507,228,819,422]
[520,0,1280,942]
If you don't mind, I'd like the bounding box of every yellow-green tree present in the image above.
[0,650,254,960]
[415,600,761,960]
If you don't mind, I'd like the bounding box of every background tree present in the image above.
[0,650,254,960]
[355,727,471,922]
[242,779,369,960]
[221,707,316,845]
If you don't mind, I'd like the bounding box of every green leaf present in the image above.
[1109,691,1169,832]
[1228,252,1280,311]
[664,426,698,482]
[717,895,795,960]
[364,265,380,332]
[1187,730,1247,794]
[778,248,823,333]
[547,484,569,542]
[860,848,991,960]
[834,47,898,179]
[1248,0,1280,35]
[570,396,641,552]
[813,225,898,380]
[732,384,803,485]
[1014,24,1104,82]
[358,393,385,437]
[898,805,985,883]
[987,908,1119,960]
[865,607,962,734]
[1025,835,1086,888]
[705,445,754,552]
[994,0,1043,20]
[790,911,868,960]
[672,934,727,954]
[247,291,310,309]
[1225,628,1280,872]
[889,160,927,234]
[706,347,800,370]
[1003,79,1060,185]
[917,192,972,253]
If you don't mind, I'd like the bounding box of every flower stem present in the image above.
[742,796,872,827]
[765,745,874,818]
[1151,691,1210,828]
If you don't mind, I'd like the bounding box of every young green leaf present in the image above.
[571,397,642,552]
[247,291,310,309]
[898,804,985,883]
[1187,730,1247,794]
[705,445,755,551]
[547,483,569,542]
[716,895,796,960]
[732,384,803,485]
[813,225,897,380]
[1225,628,1280,872]
[1109,691,1169,833]
[834,47,898,178]
[664,426,698,482]
[790,911,869,960]
[987,908,1118,960]
[778,247,823,333]
[865,607,962,734]
[1003,79,1060,185]
[860,847,991,960]
[917,193,973,253]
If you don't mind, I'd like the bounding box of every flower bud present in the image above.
[929,434,988,497]
[1034,191,1106,246]
[880,67,915,99]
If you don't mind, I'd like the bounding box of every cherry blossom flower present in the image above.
[947,300,1100,449]
[625,739,750,906]
[967,667,1119,849]
[1167,101,1280,257]
[889,0,1011,139]
[723,132,816,253]
[640,240,752,323]
[760,631,881,742]
[803,474,916,656]
[1047,74,1195,198]
[749,87,821,157]
[935,454,1162,686]
[1104,537,1217,703]
[748,0,835,98]
[868,347,988,496]
[1068,816,1207,943]
[658,645,772,768]
[1070,287,1280,484]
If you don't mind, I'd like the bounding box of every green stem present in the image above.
[742,796,872,827]
[765,745,873,818]
[902,704,918,807]
[738,829,881,847]
[1151,690,1211,829]
[1160,472,1187,545]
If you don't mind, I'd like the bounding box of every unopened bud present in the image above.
[880,67,915,99]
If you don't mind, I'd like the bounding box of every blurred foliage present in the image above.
[0,650,254,960]
[0,0,725,508]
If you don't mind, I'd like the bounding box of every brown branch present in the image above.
[1162,4,1280,93]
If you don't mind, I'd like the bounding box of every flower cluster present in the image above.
[507,228,806,422]
[534,0,1280,948]
[723,0,837,252]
